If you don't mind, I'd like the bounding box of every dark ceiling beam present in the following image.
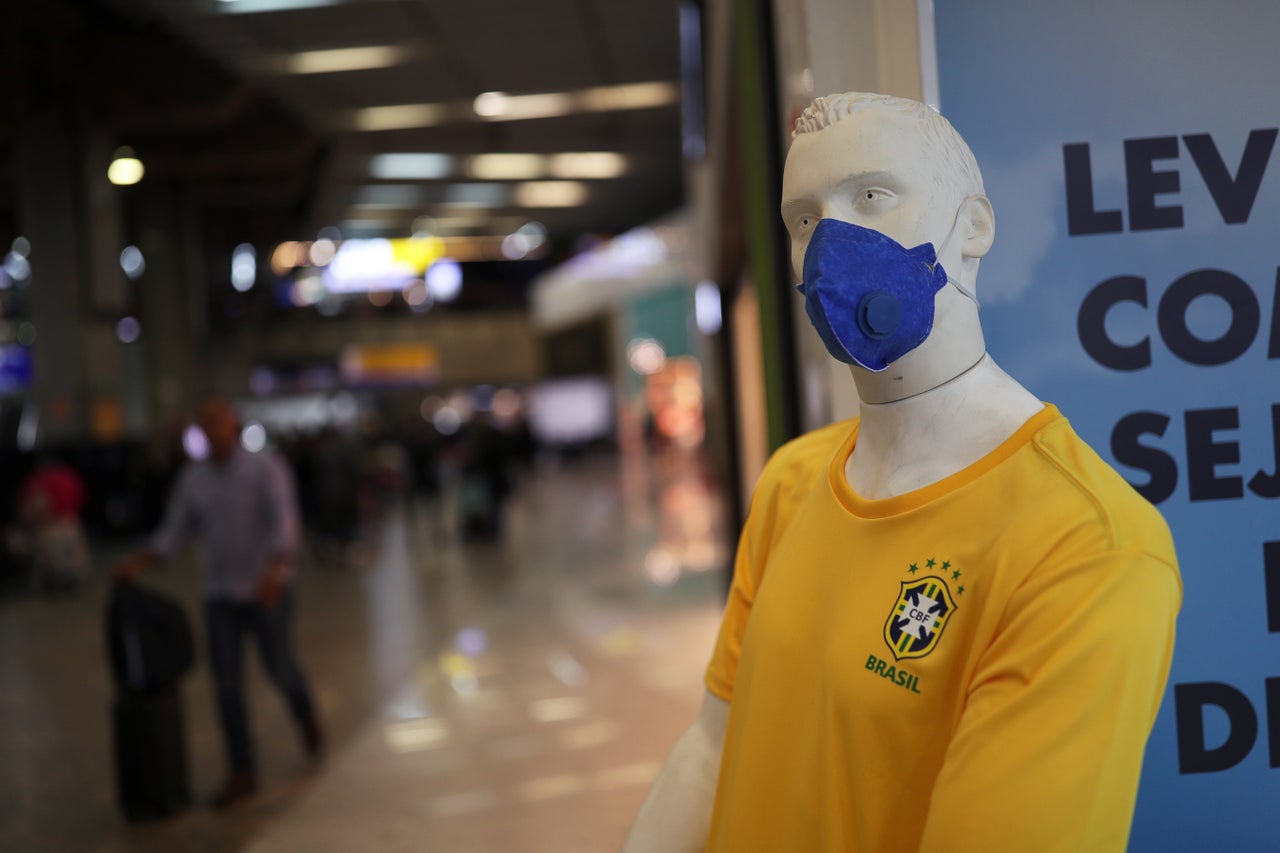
[136,137,322,179]
[108,86,257,134]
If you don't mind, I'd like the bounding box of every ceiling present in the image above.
[116,0,689,245]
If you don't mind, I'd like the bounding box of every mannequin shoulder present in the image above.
[751,418,857,503]
[1031,417,1176,560]
[771,418,858,474]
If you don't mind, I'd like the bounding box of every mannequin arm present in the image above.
[621,690,730,853]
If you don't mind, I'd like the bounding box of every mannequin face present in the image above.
[781,109,970,285]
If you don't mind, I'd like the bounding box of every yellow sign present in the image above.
[390,236,446,272]
[340,342,440,385]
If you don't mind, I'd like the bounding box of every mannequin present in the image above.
[624,93,1179,853]
[779,92,1044,499]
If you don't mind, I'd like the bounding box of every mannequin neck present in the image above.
[846,355,1045,500]
[850,288,986,404]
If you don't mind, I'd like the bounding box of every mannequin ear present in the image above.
[960,195,995,260]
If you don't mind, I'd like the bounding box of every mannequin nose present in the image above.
[856,291,901,339]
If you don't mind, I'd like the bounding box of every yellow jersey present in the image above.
[705,404,1180,852]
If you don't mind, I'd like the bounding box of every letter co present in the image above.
[1078,269,1280,371]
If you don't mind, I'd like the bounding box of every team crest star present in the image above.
[952,569,961,580]
[958,585,966,595]
[908,563,918,574]
[941,561,951,570]
[926,558,936,568]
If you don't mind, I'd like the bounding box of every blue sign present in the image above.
[934,1,1280,847]
[0,344,33,394]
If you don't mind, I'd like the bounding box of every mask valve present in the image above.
[856,292,902,339]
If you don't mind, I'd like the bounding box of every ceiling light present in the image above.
[368,153,453,180]
[473,91,574,120]
[217,0,339,13]
[354,104,447,132]
[283,45,407,75]
[695,281,723,334]
[547,152,629,179]
[309,238,337,266]
[108,147,144,186]
[517,220,548,242]
[116,316,142,344]
[3,252,29,283]
[119,245,145,280]
[514,181,588,208]
[579,82,680,112]
[240,422,268,453]
[426,259,462,301]
[472,91,507,117]
[502,220,549,259]
[467,153,546,180]
[501,234,529,260]
[231,244,257,291]
[354,82,681,135]
[326,238,398,292]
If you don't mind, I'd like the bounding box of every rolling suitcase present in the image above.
[112,686,191,822]
[105,582,195,822]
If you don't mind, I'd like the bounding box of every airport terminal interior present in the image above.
[3,0,757,849]
[9,0,1246,850]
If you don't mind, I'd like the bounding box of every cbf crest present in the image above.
[884,575,959,661]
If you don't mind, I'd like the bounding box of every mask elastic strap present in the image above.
[929,196,981,310]
[949,276,980,308]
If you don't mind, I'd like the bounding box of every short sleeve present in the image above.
[704,446,799,701]
[702,424,853,704]
[918,550,1181,852]
[704,521,761,701]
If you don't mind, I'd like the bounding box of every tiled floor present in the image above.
[0,450,730,852]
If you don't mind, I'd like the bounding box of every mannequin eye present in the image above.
[858,188,893,206]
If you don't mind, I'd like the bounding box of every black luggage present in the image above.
[105,582,195,822]
[112,686,191,822]
[106,582,195,693]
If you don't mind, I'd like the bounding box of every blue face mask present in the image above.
[796,214,977,372]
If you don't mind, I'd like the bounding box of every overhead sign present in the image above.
[339,342,440,387]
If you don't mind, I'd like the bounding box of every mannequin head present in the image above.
[792,94,984,203]
[782,93,995,402]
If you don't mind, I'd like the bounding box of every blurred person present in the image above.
[506,410,538,476]
[458,412,514,541]
[310,426,363,564]
[18,451,89,594]
[407,421,443,501]
[406,419,447,542]
[112,397,323,809]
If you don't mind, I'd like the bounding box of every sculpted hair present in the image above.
[793,93,985,199]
